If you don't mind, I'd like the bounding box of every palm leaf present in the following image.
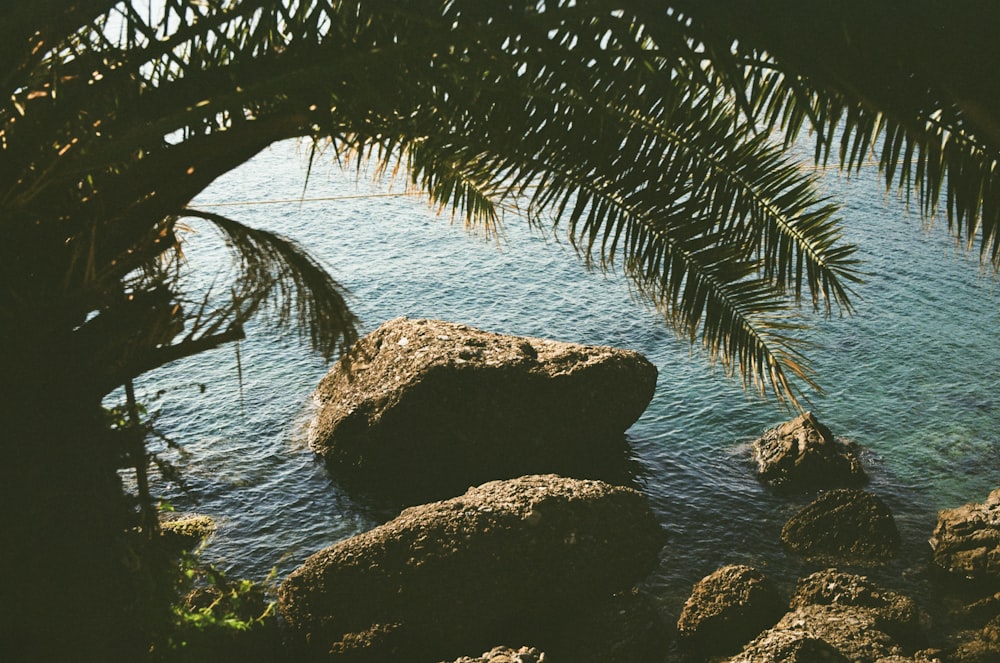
[177,208,358,361]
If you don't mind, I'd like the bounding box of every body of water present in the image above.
[133,140,999,625]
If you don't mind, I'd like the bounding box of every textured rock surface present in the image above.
[726,569,933,663]
[278,475,665,662]
[725,626,851,663]
[444,646,546,663]
[781,489,900,566]
[676,564,786,655]
[751,412,866,493]
[727,604,904,663]
[307,318,657,498]
[790,569,926,649]
[159,512,215,552]
[946,615,1000,663]
[929,488,1000,586]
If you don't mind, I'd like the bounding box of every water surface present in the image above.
[134,140,1000,623]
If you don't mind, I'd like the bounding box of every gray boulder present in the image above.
[751,412,866,493]
[676,564,786,656]
[308,318,657,498]
[929,488,1000,586]
[781,489,900,566]
[278,475,665,662]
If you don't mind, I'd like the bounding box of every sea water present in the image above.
[135,140,999,621]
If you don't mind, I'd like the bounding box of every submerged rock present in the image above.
[751,412,866,493]
[781,489,900,566]
[278,475,665,662]
[676,564,786,656]
[929,487,1000,586]
[308,318,657,499]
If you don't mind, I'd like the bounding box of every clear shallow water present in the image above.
[132,141,999,623]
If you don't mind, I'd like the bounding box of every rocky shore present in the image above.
[279,320,1000,662]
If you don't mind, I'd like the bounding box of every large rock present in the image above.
[308,318,658,498]
[676,565,786,656]
[278,475,665,662]
[727,605,904,663]
[790,569,926,649]
[726,570,930,663]
[929,488,1000,586]
[751,412,866,493]
[781,489,900,566]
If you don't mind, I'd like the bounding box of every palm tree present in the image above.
[1,1,996,657]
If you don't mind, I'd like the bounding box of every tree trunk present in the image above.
[0,388,149,660]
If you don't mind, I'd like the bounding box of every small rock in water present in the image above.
[781,489,900,566]
[751,412,867,493]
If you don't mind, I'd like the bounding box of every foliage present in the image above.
[153,555,280,662]
[0,0,868,409]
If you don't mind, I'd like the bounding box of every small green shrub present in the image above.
[149,553,281,662]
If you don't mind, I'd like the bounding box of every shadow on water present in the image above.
[319,432,650,513]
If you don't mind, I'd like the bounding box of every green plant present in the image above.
[150,553,280,661]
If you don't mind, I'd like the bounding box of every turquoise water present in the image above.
[135,140,999,622]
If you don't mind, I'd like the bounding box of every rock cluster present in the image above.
[282,330,1000,661]
[308,318,657,499]
[278,475,664,661]
[751,412,866,492]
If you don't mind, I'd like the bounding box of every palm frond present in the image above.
[677,0,1000,269]
[305,5,862,404]
[178,208,358,361]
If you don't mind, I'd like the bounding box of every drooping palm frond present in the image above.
[675,1,1000,269]
[178,209,358,361]
[358,5,860,404]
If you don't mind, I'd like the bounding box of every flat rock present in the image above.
[308,318,657,499]
[781,489,900,566]
[751,412,866,493]
[278,475,665,661]
[676,564,786,656]
[929,488,1000,586]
